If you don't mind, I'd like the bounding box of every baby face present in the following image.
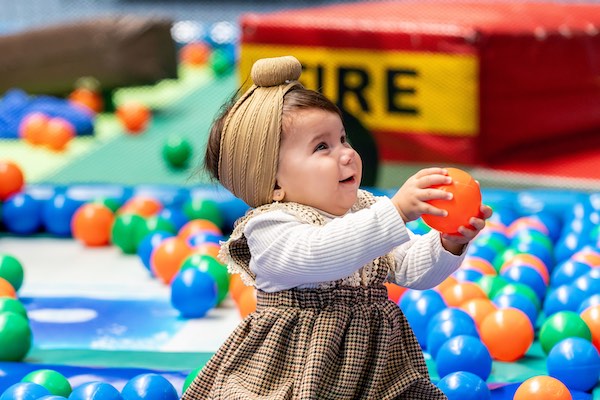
[275,108,362,216]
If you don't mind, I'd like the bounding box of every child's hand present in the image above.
[440,204,493,254]
[391,167,453,222]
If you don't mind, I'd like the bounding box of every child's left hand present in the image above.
[440,204,493,254]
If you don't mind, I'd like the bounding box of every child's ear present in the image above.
[273,189,285,202]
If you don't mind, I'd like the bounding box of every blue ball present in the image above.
[42,193,83,237]
[1,193,43,235]
[187,232,224,247]
[121,373,179,400]
[572,269,600,298]
[436,371,491,400]
[426,308,475,336]
[171,268,218,318]
[551,260,591,287]
[453,269,483,283]
[435,335,493,381]
[493,293,539,328]
[401,290,447,348]
[137,231,175,272]
[426,315,479,359]
[578,294,600,314]
[0,382,51,400]
[543,284,587,317]
[547,337,600,392]
[69,382,122,400]
[38,397,67,400]
[157,207,189,232]
[500,265,547,302]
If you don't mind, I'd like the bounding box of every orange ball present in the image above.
[0,277,17,299]
[513,375,572,400]
[69,87,104,114]
[500,253,549,285]
[71,203,115,246]
[119,196,163,217]
[435,275,458,295]
[151,237,192,284]
[180,42,212,66]
[384,282,407,304]
[421,168,482,234]
[229,273,247,304]
[572,248,600,267]
[178,219,222,239]
[116,102,151,134]
[19,112,49,145]
[0,161,25,201]
[441,281,487,307]
[192,242,221,260]
[237,286,257,318]
[461,257,497,276]
[44,117,76,151]
[459,298,498,329]
[580,304,600,351]
[480,308,534,361]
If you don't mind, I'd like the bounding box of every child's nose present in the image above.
[340,148,354,165]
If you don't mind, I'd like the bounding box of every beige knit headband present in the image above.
[218,56,303,208]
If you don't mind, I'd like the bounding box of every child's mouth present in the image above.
[340,176,354,184]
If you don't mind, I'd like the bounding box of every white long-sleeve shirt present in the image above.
[244,196,465,292]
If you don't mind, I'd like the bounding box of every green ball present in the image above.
[133,216,176,248]
[93,198,121,213]
[162,135,193,169]
[0,311,32,361]
[111,213,146,254]
[182,366,202,394]
[181,254,229,304]
[22,369,72,397]
[539,311,592,354]
[476,275,509,299]
[0,254,24,291]
[210,49,233,77]
[0,297,28,320]
[183,198,223,229]
[495,282,541,310]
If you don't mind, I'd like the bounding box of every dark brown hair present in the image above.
[204,86,341,182]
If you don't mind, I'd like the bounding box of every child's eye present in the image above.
[314,142,328,151]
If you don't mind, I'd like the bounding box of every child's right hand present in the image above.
[391,167,453,223]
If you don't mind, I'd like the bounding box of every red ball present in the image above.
[0,161,25,201]
[421,168,482,235]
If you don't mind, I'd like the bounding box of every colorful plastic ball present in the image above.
[182,367,201,394]
[180,41,212,66]
[119,196,162,218]
[498,253,549,284]
[436,371,491,400]
[543,284,586,316]
[209,47,235,76]
[121,373,178,400]
[493,293,538,328]
[500,265,547,302]
[460,257,497,276]
[22,369,72,397]
[116,102,151,134]
[182,199,223,229]
[435,276,458,296]
[384,282,407,304]
[178,219,222,240]
[181,254,229,304]
[171,267,218,318]
[38,396,67,400]
[157,208,189,232]
[187,231,224,247]
[551,260,592,287]
[426,307,475,334]
[571,248,600,267]
[0,254,24,291]
[402,289,447,348]
[572,269,600,297]
[0,311,32,361]
[458,298,497,329]
[476,275,509,299]
[0,298,28,319]
[19,112,49,145]
[190,243,220,260]
[453,268,483,283]
[69,86,104,114]
[162,135,193,169]
[0,382,51,400]
[137,231,175,272]
[539,311,592,354]
[111,213,146,254]
[426,314,479,359]
[480,308,534,361]
[421,168,481,235]
[441,281,487,308]
[513,375,572,400]
[44,117,75,151]
[228,273,247,304]
[71,203,115,247]
[0,161,25,201]
[151,236,192,284]
[0,277,17,299]
[580,305,600,351]
[435,335,492,381]
[69,381,122,400]
[578,294,600,314]
[495,282,541,310]
[133,216,176,249]
[237,285,257,318]
[2,193,43,235]
[42,193,83,237]
[547,337,600,392]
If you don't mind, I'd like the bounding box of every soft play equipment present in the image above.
[0,16,178,96]
[238,2,600,181]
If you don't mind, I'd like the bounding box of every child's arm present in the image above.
[244,198,409,292]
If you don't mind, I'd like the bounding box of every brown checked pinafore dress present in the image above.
[182,190,447,399]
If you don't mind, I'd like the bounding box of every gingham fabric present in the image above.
[182,193,448,400]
